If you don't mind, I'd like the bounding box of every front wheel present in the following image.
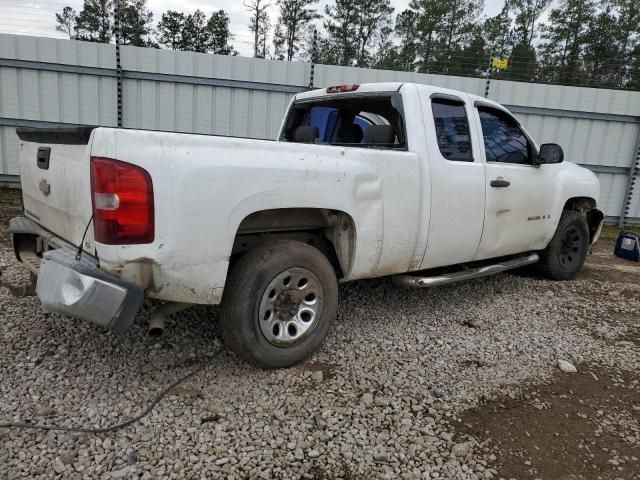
[220,240,338,368]
[536,210,590,280]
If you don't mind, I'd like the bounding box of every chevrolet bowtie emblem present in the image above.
[39,179,51,196]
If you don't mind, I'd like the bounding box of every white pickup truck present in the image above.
[6,82,604,368]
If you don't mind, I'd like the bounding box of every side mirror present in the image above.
[536,143,564,165]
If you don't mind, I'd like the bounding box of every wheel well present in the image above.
[230,208,356,279]
[563,197,595,214]
[563,197,604,243]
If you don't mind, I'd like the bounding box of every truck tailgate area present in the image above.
[16,127,96,252]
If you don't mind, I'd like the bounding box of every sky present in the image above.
[0,0,513,57]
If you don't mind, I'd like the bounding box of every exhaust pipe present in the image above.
[148,302,192,337]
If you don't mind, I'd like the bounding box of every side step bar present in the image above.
[393,253,540,288]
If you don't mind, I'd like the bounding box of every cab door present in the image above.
[417,89,486,269]
[472,104,558,260]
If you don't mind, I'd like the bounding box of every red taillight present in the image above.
[326,84,360,94]
[90,156,154,245]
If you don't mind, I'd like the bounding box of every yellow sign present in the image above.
[491,57,509,70]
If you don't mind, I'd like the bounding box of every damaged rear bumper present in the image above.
[9,216,143,331]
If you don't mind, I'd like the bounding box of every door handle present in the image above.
[37,147,51,170]
[490,177,510,188]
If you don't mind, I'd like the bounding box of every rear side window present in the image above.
[478,108,531,165]
[432,99,473,162]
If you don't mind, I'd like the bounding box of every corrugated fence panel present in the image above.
[0,126,18,176]
[513,113,638,169]
[491,80,640,116]
[0,33,115,68]
[0,33,118,177]
[595,172,631,218]
[119,46,304,139]
[121,46,309,86]
[630,181,640,219]
[0,34,638,221]
[0,67,117,118]
[122,79,292,139]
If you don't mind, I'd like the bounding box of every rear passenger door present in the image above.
[473,105,558,259]
[418,91,486,269]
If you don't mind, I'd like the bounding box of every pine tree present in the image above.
[323,0,359,66]
[407,0,450,72]
[371,21,395,69]
[507,0,551,48]
[448,26,487,77]
[438,0,483,73]
[611,0,640,87]
[245,0,271,58]
[156,10,185,50]
[208,10,234,55]
[354,0,394,67]
[483,5,513,59]
[275,0,319,61]
[392,9,420,72]
[629,45,640,90]
[181,10,210,52]
[55,6,78,39]
[273,24,287,60]
[538,0,595,85]
[505,42,537,81]
[115,0,154,47]
[75,0,112,43]
[583,6,620,87]
[324,0,394,67]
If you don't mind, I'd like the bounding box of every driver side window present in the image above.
[478,108,532,165]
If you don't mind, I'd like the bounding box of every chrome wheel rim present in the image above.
[258,268,324,347]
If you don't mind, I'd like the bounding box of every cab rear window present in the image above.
[281,94,407,150]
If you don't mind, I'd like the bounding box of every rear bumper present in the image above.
[9,216,143,331]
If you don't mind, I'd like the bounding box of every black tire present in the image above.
[220,240,338,368]
[537,210,590,280]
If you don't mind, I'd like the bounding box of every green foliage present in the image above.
[323,0,394,67]
[504,43,537,81]
[208,10,234,55]
[55,6,77,39]
[74,0,112,43]
[156,10,185,50]
[483,5,512,58]
[115,0,154,47]
[507,0,552,47]
[53,0,640,90]
[156,9,233,54]
[273,24,287,60]
[180,10,209,53]
[276,0,319,61]
[538,0,595,85]
[245,0,271,58]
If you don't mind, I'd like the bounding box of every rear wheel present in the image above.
[537,210,590,280]
[220,240,338,368]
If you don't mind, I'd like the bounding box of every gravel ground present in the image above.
[1,189,639,479]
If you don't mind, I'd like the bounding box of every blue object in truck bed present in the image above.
[614,231,640,262]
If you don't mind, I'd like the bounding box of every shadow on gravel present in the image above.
[457,365,640,480]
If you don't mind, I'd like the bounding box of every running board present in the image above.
[392,253,540,288]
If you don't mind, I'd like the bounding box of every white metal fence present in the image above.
[1,33,639,223]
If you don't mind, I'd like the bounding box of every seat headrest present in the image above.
[337,124,363,144]
[363,125,395,145]
[293,126,319,143]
